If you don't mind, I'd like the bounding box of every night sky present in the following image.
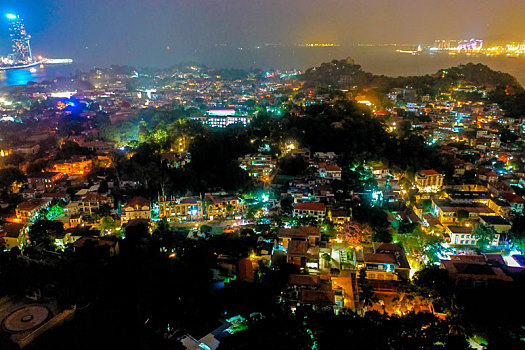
[0,0,523,67]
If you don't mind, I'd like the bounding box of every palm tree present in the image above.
[358,268,378,311]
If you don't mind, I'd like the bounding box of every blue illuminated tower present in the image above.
[6,14,32,63]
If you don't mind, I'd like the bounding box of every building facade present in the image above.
[415,170,444,192]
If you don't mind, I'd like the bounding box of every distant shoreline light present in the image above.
[304,43,339,47]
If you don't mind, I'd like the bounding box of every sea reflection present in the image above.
[0,65,73,87]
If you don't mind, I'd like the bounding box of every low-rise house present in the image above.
[0,223,26,250]
[479,215,511,235]
[48,156,93,176]
[488,181,513,197]
[277,227,321,250]
[371,165,389,179]
[415,170,444,192]
[77,140,116,154]
[327,207,352,224]
[238,154,276,182]
[277,227,321,268]
[15,199,51,223]
[478,171,499,184]
[433,200,495,225]
[205,194,243,219]
[293,202,326,220]
[14,144,40,155]
[63,201,81,217]
[318,163,342,181]
[27,172,65,191]
[357,243,411,292]
[60,214,84,229]
[121,196,150,223]
[446,225,476,246]
[73,236,120,257]
[158,196,203,221]
[501,193,525,214]
[441,255,513,288]
[79,193,113,216]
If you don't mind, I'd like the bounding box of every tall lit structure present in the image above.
[6,14,32,63]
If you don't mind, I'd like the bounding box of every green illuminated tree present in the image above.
[422,199,433,213]
[397,225,445,264]
[472,223,497,250]
[99,216,120,236]
[45,205,64,220]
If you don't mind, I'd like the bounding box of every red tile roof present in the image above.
[420,169,440,176]
[446,226,473,234]
[364,253,397,265]
[124,196,150,209]
[0,223,24,238]
[319,163,341,172]
[300,290,335,305]
[278,227,321,239]
[287,240,309,255]
[293,202,326,212]
[502,192,525,204]
[288,274,320,287]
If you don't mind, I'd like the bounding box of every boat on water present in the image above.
[0,58,73,71]
[0,60,43,71]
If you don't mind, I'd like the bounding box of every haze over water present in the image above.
[2,46,525,87]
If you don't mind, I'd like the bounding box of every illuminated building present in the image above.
[15,198,51,223]
[205,194,243,220]
[317,163,342,181]
[430,39,482,52]
[208,108,236,117]
[190,109,252,128]
[415,169,444,192]
[292,202,326,220]
[79,193,113,216]
[371,165,390,179]
[27,172,64,191]
[457,39,483,51]
[432,200,496,225]
[75,140,116,154]
[0,223,26,250]
[327,208,352,225]
[121,197,151,223]
[446,225,476,245]
[48,157,93,176]
[158,196,203,222]
[500,193,525,214]
[191,114,252,128]
[238,154,276,182]
[0,148,11,157]
[277,227,321,268]
[441,255,513,287]
[354,244,410,295]
[5,14,32,63]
